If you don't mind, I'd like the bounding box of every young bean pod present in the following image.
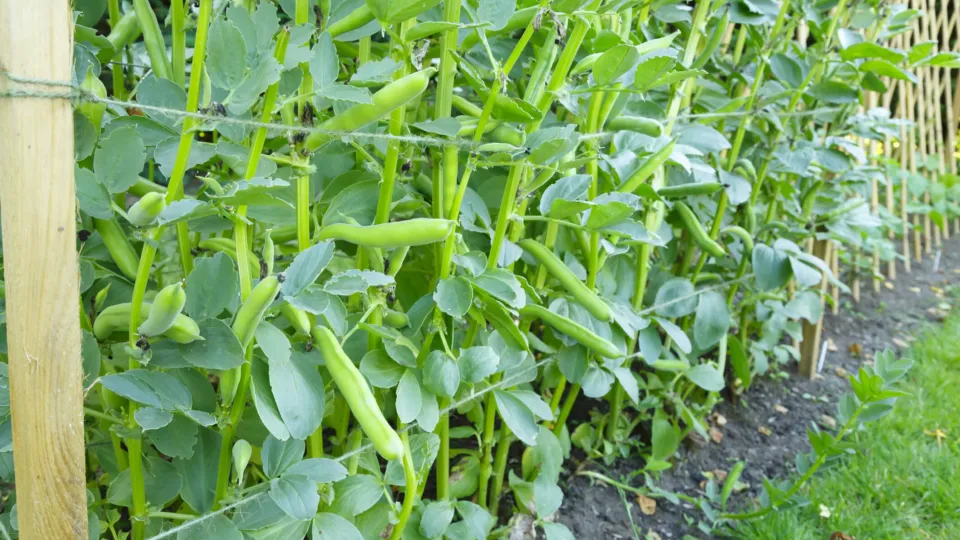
[605,116,664,137]
[94,302,202,343]
[94,218,140,280]
[126,192,167,227]
[720,225,755,254]
[78,68,107,137]
[318,218,455,248]
[618,138,677,194]
[657,182,723,198]
[519,304,620,359]
[673,202,726,258]
[232,276,281,349]
[310,326,404,461]
[305,68,436,151]
[138,283,186,337]
[519,239,610,322]
[326,4,374,38]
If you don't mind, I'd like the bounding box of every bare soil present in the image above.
[556,241,960,539]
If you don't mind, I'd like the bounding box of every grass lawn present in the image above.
[737,316,960,540]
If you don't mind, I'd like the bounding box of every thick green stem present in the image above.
[214,29,290,507]
[436,0,462,220]
[476,373,502,509]
[553,383,581,436]
[107,0,127,100]
[388,433,418,540]
[488,425,513,517]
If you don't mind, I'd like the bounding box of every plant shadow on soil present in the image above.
[552,240,960,539]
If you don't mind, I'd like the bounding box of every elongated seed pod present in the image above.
[519,304,620,359]
[198,237,261,277]
[305,69,436,151]
[657,182,723,198]
[232,276,281,349]
[93,302,202,343]
[721,226,754,254]
[519,239,610,322]
[382,309,409,328]
[280,304,311,336]
[138,283,186,337]
[93,218,140,280]
[318,218,454,249]
[311,326,404,460]
[262,230,275,276]
[127,192,167,227]
[674,202,726,258]
[618,138,677,194]
[690,10,729,70]
[605,116,664,137]
[489,124,526,147]
[326,4,374,38]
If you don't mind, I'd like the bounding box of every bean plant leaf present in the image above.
[435,277,474,318]
[206,18,247,90]
[282,240,335,297]
[94,126,145,194]
[494,390,538,445]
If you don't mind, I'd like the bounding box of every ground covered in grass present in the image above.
[736,316,960,539]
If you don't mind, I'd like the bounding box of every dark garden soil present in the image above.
[555,238,960,539]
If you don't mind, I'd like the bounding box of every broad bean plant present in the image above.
[0,0,947,538]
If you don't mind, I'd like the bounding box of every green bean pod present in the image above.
[618,138,677,194]
[138,283,186,337]
[519,239,610,322]
[383,309,409,328]
[93,302,202,343]
[674,202,726,258]
[451,95,483,118]
[318,218,454,248]
[280,304,311,336]
[232,276,281,349]
[326,4,375,38]
[605,116,664,137]
[305,68,436,151]
[132,0,171,80]
[519,304,620,359]
[311,326,404,461]
[93,218,140,280]
[127,192,167,227]
[489,124,526,147]
[690,10,729,70]
[721,225,754,254]
[262,230,275,276]
[657,182,723,198]
[198,237,261,277]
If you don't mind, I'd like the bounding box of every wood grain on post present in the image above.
[0,1,89,538]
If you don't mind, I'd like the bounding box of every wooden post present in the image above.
[867,94,881,293]
[883,39,899,281]
[0,2,88,538]
[799,238,833,378]
[899,75,913,272]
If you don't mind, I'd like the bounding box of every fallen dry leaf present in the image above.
[883,281,894,290]
[758,426,772,436]
[892,337,909,349]
[834,366,848,378]
[637,494,656,516]
[819,504,832,519]
[830,533,856,540]
[713,413,728,427]
[848,343,862,357]
[645,531,662,540]
[712,469,728,482]
[827,338,838,352]
[821,415,837,429]
[709,427,724,444]
[774,404,789,415]
[909,286,921,294]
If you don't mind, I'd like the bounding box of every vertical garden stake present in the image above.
[0,1,89,537]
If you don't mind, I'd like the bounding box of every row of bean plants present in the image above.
[0,0,951,538]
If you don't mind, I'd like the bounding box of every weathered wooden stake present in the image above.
[0,1,88,538]
[800,238,833,378]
